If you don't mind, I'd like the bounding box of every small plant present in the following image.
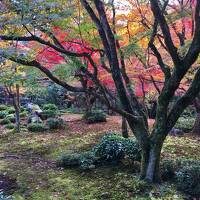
[46,118,64,129]
[0,111,8,119]
[0,105,8,111]
[0,118,11,125]
[83,110,107,124]
[27,123,48,132]
[43,104,58,111]
[176,164,200,197]
[5,123,15,130]
[7,107,15,114]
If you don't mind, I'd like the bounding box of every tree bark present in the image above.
[121,116,129,138]
[144,143,162,183]
[13,84,20,133]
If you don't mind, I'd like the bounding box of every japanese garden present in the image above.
[0,0,200,199]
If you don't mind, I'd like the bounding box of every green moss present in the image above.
[0,119,198,200]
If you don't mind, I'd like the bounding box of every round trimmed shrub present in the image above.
[83,110,107,124]
[6,114,15,123]
[0,119,10,125]
[46,118,64,129]
[5,123,15,130]
[27,123,48,132]
[0,105,8,111]
[7,107,15,114]
[43,104,58,111]
[93,132,141,162]
[176,164,200,197]
[0,111,8,119]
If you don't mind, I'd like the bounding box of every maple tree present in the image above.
[1,0,200,183]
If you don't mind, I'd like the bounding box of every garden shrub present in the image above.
[176,164,200,197]
[27,123,48,132]
[160,159,177,181]
[40,110,57,120]
[93,132,141,162]
[181,106,196,118]
[122,138,141,161]
[46,118,64,129]
[58,153,81,167]
[0,119,10,125]
[93,133,124,162]
[6,114,15,123]
[43,104,58,111]
[58,151,98,170]
[5,123,15,130]
[7,107,15,114]
[160,159,200,182]
[0,111,8,119]
[174,117,195,132]
[83,110,107,124]
[0,105,8,111]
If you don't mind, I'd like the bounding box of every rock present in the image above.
[27,113,42,124]
[100,192,111,199]
[169,128,184,137]
[88,164,95,169]
[27,103,42,114]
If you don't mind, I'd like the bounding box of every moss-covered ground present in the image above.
[0,114,199,199]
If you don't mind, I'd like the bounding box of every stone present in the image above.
[169,128,184,137]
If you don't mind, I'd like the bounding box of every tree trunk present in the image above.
[122,116,129,138]
[14,84,20,133]
[144,143,162,183]
[192,112,200,135]
[139,143,163,183]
